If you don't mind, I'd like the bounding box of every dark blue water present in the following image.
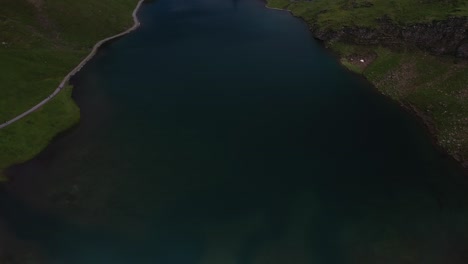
[2,0,468,263]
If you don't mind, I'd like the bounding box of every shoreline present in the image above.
[264,1,468,172]
[0,0,145,130]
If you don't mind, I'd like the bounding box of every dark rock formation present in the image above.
[457,42,468,58]
[312,16,468,58]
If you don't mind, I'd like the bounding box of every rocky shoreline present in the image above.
[265,1,468,170]
[311,16,468,58]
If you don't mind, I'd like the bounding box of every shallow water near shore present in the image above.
[2,0,468,263]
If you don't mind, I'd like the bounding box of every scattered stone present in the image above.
[360,59,365,63]
[456,42,468,58]
[313,17,468,57]
[463,160,468,169]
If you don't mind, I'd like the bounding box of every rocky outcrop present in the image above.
[311,16,468,58]
[458,42,468,58]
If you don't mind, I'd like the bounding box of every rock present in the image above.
[462,160,468,169]
[456,42,468,58]
[311,17,468,57]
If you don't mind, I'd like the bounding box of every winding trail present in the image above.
[0,0,145,130]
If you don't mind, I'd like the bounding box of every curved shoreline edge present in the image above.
[0,0,145,130]
[264,2,468,171]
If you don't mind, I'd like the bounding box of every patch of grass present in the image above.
[44,0,139,48]
[0,86,80,178]
[363,47,468,159]
[266,0,291,10]
[0,49,85,123]
[364,48,405,97]
[269,0,468,30]
[0,0,138,175]
[340,58,364,73]
[328,42,362,55]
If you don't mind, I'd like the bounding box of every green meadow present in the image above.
[0,0,138,177]
[268,0,468,29]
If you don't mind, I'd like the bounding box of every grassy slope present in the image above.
[0,0,138,177]
[269,0,468,29]
[0,86,80,181]
[267,0,468,163]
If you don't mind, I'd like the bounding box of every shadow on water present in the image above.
[232,0,240,9]
[0,190,137,263]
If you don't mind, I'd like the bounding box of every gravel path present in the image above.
[0,0,145,130]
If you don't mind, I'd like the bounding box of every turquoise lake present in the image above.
[2,0,468,263]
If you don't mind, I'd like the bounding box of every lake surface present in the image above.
[2,0,468,263]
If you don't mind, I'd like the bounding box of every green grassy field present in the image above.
[0,86,80,180]
[267,0,468,163]
[339,45,468,160]
[268,0,468,29]
[0,0,138,177]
